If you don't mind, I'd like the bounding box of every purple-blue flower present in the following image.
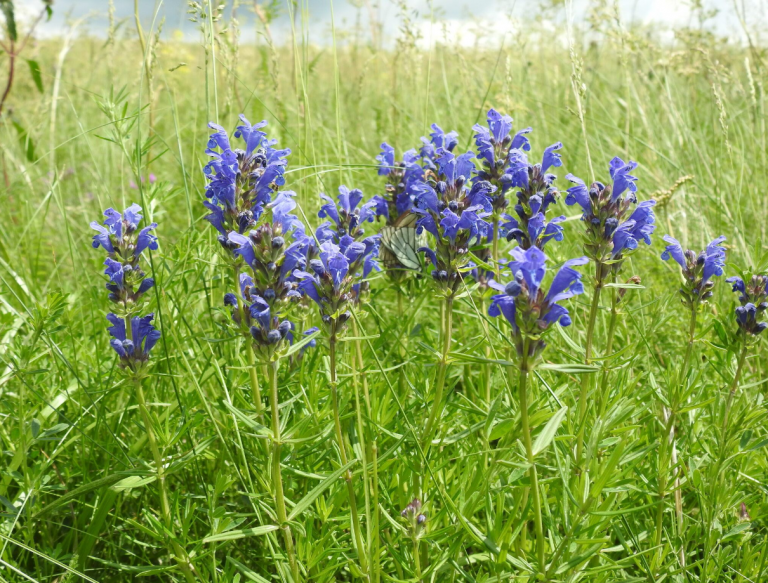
[661,235,727,306]
[727,273,768,335]
[488,247,587,357]
[202,115,291,248]
[91,203,158,308]
[609,157,638,201]
[565,158,655,271]
[107,313,161,367]
[317,185,383,243]
[294,237,379,326]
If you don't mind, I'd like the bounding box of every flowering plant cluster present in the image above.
[91,204,160,373]
[566,157,656,280]
[297,185,381,327]
[489,247,587,361]
[203,115,290,258]
[661,235,727,309]
[727,273,768,336]
[411,148,493,294]
[81,106,768,582]
[470,110,566,251]
[203,117,319,362]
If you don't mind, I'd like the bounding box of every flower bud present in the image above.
[266,329,281,344]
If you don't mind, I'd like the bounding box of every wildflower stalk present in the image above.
[329,321,369,578]
[492,217,501,281]
[576,266,603,468]
[422,294,454,450]
[349,332,372,569]
[266,360,300,583]
[371,439,380,583]
[512,338,546,570]
[352,318,379,582]
[597,280,618,417]
[722,342,748,434]
[133,376,197,583]
[412,535,422,581]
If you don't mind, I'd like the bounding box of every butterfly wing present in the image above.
[378,227,399,268]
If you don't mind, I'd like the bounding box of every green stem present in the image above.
[680,307,698,388]
[721,343,748,436]
[492,216,500,281]
[513,341,545,571]
[371,440,380,583]
[330,323,369,579]
[422,294,454,451]
[267,361,300,583]
[247,344,264,417]
[575,266,603,469]
[134,378,197,583]
[597,282,618,418]
[350,331,372,571]
[654,410,674,563]
[352,317,378,583]
[412,536,422,581]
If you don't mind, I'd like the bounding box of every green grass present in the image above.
[1,6,767,582]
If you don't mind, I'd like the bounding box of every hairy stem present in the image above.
[422,294,454,450]
[330,322,369,578]
[513,341,545,570]
[597,282,618,417]
[267,361,300,583]
[721,343,748,435]
[575,266,603,470]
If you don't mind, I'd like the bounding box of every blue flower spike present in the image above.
[488,246,588,360]
[565,157,656,279]
[203,115,291,256]
[661,235,727,308]
[410,141,494,295]
[727,273,768,337]
[90,204,157,315]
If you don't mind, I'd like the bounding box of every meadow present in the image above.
[1,3,767,582]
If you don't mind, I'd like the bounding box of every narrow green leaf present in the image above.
[11,120,36,162]
[112,475,156,490]
[538,363,599,374]
[589,441,625,500]
[287,459,357,521]
[33,473,125,518]
[25,59,43,93]
[203,525,278,543]
[603,282,645,289]
[227,557,270,583]
[283,329,321,357]
[0,0,17,41]
[532,406,568,457]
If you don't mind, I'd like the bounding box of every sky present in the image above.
[7,0,756,46]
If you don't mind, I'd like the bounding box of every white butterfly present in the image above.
[378,212,426,271]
